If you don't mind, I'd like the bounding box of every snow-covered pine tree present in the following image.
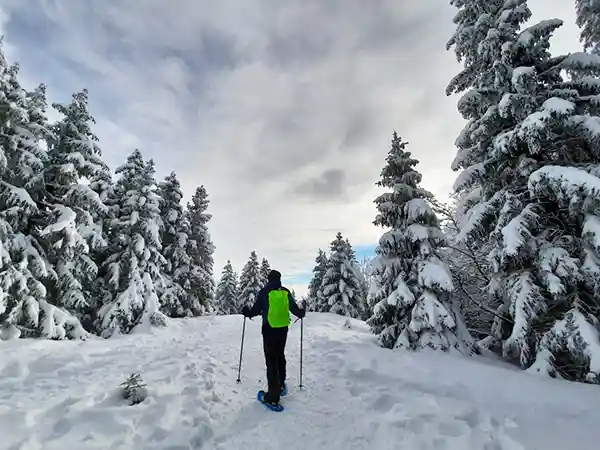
[319,232,364,318]
[367,132,468,351]
[186,186,215,314]
[238,250,261,309]
[445,0,538,354]
[307,249,328,311]
[157,172,196,317]
[298,293,309,310]
[95,150,167,337]
[259,257,271,286]
[576,0,600,54]
[448,0,600,381]
[41,89,111,328]
[343,237,370,319]
[357,255,373,321]
[345,238,356,261]
[0,46,88,339]
[524,167,600,382]
[446,0,507,96]
[215,261,239,315]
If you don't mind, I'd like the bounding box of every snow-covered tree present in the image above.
[446,0,511,95]
[576,0,600,54]
[238,250,261,309]
[448,0,600,381]
[259,257,271,286]
[357,255,374,320]
[320,232,364,318]
[367,132,468,351]
[307,249,328,311]
[215,261,239,315]
[523,167,600,383]
[41,89,111,326]
[186,186,215,314]
[298,293,309,310]
[0,46,88,340]
[95,150,167,337]
[447,0,535,180]
[157,172,197,317]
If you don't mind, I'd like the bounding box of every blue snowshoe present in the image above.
[257,390,284,412]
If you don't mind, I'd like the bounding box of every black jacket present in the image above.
[245,279,305,327]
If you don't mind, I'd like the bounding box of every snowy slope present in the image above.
[1,314,599,450]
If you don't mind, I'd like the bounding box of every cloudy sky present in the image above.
[0,1,581,295]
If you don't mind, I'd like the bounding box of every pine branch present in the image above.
[454,276,513,325]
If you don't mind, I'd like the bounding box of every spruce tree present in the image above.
[0,47,87,340]
[259,257,271,286]
[576,0,600,54]
[95,150,167,337]
[320,232,364,318]
[41,89,111,326]
[157,172,195,317]
[448,0,600,381]
[186,186,215,314]
[446,0,507,96]
[215,261,239,315]
[238,250,261,309]
[307,249,328,311]
[367,132,465,351]
[357,255,373,321]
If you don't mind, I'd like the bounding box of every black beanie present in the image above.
[268,270,282,282]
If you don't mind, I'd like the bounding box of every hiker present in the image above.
[241,269,305,406]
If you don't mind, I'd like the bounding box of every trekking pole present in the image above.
[236,316,247,383]
[299,317,304,389]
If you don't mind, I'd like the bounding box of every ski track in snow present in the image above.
[1,314,599,450]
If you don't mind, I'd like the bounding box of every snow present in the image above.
[0,180,37,210]
[528,165,600,203]
[39,205,77,236]
[561,52,600,71]
[452,163,484,192]
[503,272,546,366]
[541,97,576,115]
[498,94,513,118]
[500,204,537,257]
[1,313,599,449]
[507,97,577,155]
[403,199,433,224]
[583,214,600,252]
[528,309,600,383]
[568,114,600,139]
[537,246,580,297]
[571,311,600,376]
[387,277,414,307]
[511,66,535,87]
[418,258,454,292]
[406,224,430,242]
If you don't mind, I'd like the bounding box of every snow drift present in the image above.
[1,313,599,449]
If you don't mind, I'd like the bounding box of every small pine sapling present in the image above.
[120,373,148,405]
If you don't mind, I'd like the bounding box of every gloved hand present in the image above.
[242,306,251,317]
[298,308,306,319]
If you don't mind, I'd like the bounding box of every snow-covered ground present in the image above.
[1,314,599,450]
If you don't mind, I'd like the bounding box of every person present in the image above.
[242,269,305,407]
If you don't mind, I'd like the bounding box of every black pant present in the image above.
[262,325,288,404]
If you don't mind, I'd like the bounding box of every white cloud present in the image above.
[0,0,583,295]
